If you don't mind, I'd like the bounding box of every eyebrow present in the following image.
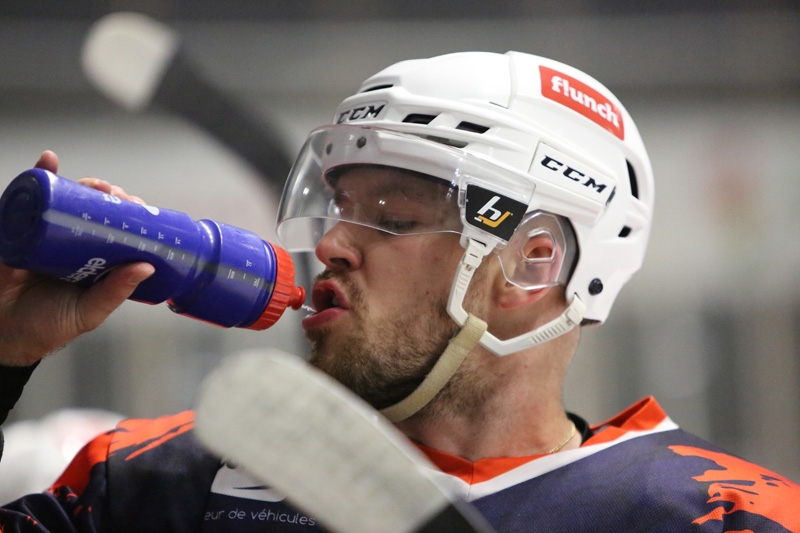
[338,176,456,202]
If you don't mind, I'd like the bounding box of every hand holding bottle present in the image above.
[0,151,305,367]
[0,151,154,367]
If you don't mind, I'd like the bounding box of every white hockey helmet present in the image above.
[278,51,654,355]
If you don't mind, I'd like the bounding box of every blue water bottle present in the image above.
[0,168,305,330]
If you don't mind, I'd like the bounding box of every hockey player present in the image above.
[1,51,799,531]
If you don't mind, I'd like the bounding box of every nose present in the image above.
[314,221,363,271]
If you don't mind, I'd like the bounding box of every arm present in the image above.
[0,151,154,368]
[0,364,37,427]
[0,363,37,474]
[2,412,220,533]
[0,152,154,531]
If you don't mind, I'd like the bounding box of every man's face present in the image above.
[302,166,489,410]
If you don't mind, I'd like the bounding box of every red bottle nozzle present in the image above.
[288,286,306,310]
[247,246,306,331]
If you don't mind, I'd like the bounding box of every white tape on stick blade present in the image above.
[194,349,494,533]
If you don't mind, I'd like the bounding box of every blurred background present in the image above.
[0,0,799,495]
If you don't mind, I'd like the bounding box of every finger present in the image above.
[109,184,126,197]
[74,262,155,333]
[77,177,113,194]
[76,178,147,205]
[107,184,146,204]
[127,195,147,206]
[34,150,59,173]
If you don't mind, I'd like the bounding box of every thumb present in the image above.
[34,150,59,173]
[75,262,155,333]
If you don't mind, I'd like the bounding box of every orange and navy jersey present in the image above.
[421,397,800,532]
[1,398,800,532]
[0,410,221,532]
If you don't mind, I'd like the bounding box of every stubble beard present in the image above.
[307,268,491,418]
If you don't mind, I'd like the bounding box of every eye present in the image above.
[377,217,418,234]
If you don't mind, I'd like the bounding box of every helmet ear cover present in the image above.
[496,210,578,291]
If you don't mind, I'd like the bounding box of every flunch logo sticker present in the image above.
[466,185,527,241]
[540,66,625,140]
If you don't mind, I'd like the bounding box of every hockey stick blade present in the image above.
[194,349,495,533]
[81,12,292,198]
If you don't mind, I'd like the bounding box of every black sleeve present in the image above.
[0,362,39,462]
[0,362,38,425]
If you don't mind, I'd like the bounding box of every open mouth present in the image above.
[311,281,349,314]
[301,278,353,331]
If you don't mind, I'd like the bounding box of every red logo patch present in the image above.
[540,66,625,140]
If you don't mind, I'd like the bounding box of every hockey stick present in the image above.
[81,12,292,200]
[194,349,496,533]
[80,11,315,290]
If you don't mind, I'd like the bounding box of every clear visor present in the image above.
[277,125,577,290]
[279,163,462,251]
[277,125,534,251]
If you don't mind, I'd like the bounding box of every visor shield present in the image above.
[276,125,536,252]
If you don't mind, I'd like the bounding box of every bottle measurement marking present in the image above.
[42,210,274,293]
[43,210,197,272]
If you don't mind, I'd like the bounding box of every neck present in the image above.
[394,331,580,462]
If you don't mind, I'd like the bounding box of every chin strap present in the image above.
[448,239,585,357]
[380,314,487,423]
[380,238,585,422]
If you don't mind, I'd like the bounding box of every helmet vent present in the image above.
[618,226,632,238]
[455,121,490,134]
[361,84,393,93]
[422,136,468,149]
[401,114,474,147]
[402,114,438,124]
[626,160,639,199]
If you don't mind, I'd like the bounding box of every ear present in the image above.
[495,233,557,310]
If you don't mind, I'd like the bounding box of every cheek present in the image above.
[420,238,462,284]
[426,249,463,296]
[366,238,462,304]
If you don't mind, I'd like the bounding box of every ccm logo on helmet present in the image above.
[539,66,625,141]
[541,156,608,194]
[336,102,386,124]
[530,144,616,208]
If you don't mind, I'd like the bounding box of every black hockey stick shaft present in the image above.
[153,51,292,200]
